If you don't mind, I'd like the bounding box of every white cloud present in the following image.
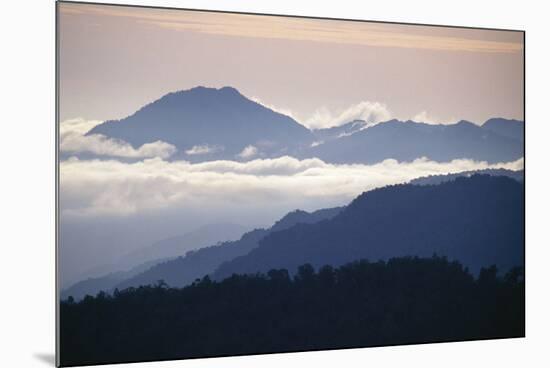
[248,96,463,130]
[60,155,524,218]
[411,111,457,125]
[60,117,103,136]
[304,101,392,129]
[60,118,177,159]
[248,96,392,130]
[237,145,258,159]
[185,144,222,155]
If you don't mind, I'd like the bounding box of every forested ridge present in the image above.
[60,256,524,366]
[214,175,524,279]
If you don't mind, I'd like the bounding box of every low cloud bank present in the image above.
[237,145,258,159]
[60,155,524,218]
[60,118,177,159]
[412,111,457,125]
[185,144,223,155]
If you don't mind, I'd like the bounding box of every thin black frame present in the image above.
[55,1,526,366]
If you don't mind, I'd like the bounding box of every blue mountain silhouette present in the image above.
[482,117,524,141]
[88,86,314,161]
[85,86,523,164]
[214,174,524,280]
[305,119,523,164]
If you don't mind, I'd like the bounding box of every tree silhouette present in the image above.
[60,256,524,366]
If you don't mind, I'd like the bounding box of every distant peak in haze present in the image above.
[163,85,244,100]
[219,85,241,93]
[82,86,523,165]
[86,85,314,160]
[455,120,477,127]
[484,117,523,125]
[481,118,524,141]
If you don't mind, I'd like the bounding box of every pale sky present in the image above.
[58,2,523,127]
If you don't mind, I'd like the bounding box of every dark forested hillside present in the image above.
[60,256,524,366]
[120,222,248,269]
[61,223,248,301]
[214,175,524,280]
[409,169,524,186]
[111,206,343,291]
[60,258,170,302]
[114,229,268,291]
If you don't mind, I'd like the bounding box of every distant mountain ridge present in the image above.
[61,174,524,300]
[88,86,314,161]
[304,119,523,164]
[482,118,524,141]
[311,119,370,142]
[60,257,169,301]
[119,223,248,270]
[62,223,248,301]
[409,168,524,186]
[81,86,523,165]
[61,206,343,300]
[114,206,343,291]
[214,175,524,280]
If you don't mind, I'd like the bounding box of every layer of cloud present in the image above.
[185,144,222,155]
[248,97,394,129]
[250,97,460,129]
[412,111,457,125]
[60,155,524,218]
[246,92,467,129]
[305,101,392,129]
[237,145,259,159]
[60,118,177,159]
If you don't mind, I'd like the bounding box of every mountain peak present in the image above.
[455,120,477,127]
[171,85,242,97]
[219,86,241,94]
[87,85,313,159]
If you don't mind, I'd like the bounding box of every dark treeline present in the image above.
[60,256,524,366]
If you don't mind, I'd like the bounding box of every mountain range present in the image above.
[482,118,524,141]
[62,222,248,300]
[62,206,343,300]
[114,206,343,291]
[117,223,248,271]
[214,174,524,280]
[61,173,523,300]
[409,168,524,186]
[306,119,523,164]
[62,86,525,300]
[83,86,523,164]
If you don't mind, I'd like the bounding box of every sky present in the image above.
[58,2,524,128]
[57,2,525,287]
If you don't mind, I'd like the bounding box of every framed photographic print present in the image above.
[56,1,525,366]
